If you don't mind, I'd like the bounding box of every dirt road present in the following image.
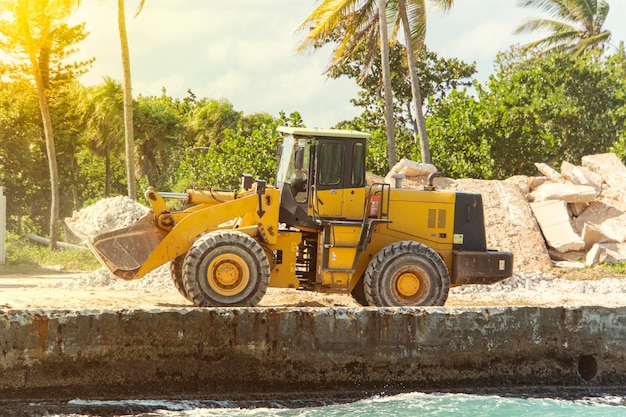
[2,269,626,310]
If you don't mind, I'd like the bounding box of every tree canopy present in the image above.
[427,47,626,179]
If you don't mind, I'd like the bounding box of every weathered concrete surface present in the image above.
[0,306,625,400]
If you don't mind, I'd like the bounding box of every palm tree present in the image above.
[83,77,125,197]
[117,0,145,200]
[0,0,84,248]
[389,0,454,164]
[298,0,455,166]
[515,0,611,57]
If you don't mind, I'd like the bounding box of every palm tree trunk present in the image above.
[35,80,59,249]
[118,0,137,200]
[398,0,431,163]
[378,0,397,168]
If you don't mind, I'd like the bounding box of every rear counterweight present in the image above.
[452,192,488,251]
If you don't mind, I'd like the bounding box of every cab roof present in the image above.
[277,126,371,140]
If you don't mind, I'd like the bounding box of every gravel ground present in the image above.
[0,266,622,311]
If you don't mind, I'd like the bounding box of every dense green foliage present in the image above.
[0,0,93,247]
[171,113,282,191]
[0,76,306,238]
[426,48,626,179]
[0,81,48,234]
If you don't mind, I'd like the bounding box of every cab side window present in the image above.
[351,142,365,188]
[318,142,343,186]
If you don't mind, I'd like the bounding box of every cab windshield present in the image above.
[276,134,311,203]
[276,135,295,185]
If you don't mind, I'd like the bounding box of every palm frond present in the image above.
[134,0,145,18]
[571,29,610,56]
[430,0,454,13]
[405,0,427,53]
[296,0,364,52]
[387,0,426,58]
[516,0,611,57]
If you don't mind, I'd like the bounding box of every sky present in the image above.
[69,0,626,129]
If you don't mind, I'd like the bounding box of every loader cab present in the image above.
[275,126,370,229]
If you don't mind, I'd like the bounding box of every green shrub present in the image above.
[0,233,101,274]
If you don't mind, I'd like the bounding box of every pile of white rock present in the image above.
[61,196,172,290]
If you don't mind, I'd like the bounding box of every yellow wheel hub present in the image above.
[207,254,249,296]
[396,272,421,298]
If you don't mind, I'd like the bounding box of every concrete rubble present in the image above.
[530,200,585,254]
[386,152,626,272]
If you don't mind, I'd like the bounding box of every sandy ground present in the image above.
[2,269,626,311]
[0,272,361,310]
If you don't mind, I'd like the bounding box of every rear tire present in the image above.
[182,230,270,307]
[364,241,450,307]
[170,255,191,301]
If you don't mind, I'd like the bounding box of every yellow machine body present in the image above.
[86,126,512,307]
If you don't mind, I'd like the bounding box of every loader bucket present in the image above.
[88,213,163,280]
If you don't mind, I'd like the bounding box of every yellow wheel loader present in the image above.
[88,126,513,307]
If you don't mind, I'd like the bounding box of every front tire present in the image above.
[182,231,270,307]
[364,241,450,307]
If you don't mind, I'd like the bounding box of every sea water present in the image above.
[25,392,626,416]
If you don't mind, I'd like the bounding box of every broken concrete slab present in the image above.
[597,242,626,263]
[570,199,625,235]
[385,158,437,185]
[530,182,599,204]
[560,161,603,191]
[581,153,626,188]
[548,248,585,262]
[598,213,626,243]
[585,243,607,267]
[581,223,615,249]
[531,200,585,253]
[582,153,626,203]
[534,162,564,181]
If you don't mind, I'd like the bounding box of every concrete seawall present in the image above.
[0,306,624,400]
